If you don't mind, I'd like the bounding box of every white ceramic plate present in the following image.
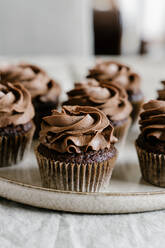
[0,132,165,214]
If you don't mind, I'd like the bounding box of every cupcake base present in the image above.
[33,98,59,139]
[112,117,131,146]
[35,145,117,192]
[0,121,35,167]
[131,99,144,124]
[128,91,144,124]
[135,141,165,187]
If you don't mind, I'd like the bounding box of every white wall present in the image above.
[0,0,93,56]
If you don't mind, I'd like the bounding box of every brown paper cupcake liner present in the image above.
[131,99,144,125]
[135,141,165,187]
[35,147,117,192]
[114,117,131,146]
[0,123,35,167]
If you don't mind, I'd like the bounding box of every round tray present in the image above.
[0,140,165,214]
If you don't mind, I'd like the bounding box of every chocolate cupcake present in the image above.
[63,79,132,144]
[135,100,165,187]
[0,82,35,167]
[0,63,61,137]
[87,60,144,124]
[35,106,117,192]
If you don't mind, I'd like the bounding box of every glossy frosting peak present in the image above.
[0,82,34,127]
[87,60,140,94]
[40,105,117,153]
[139,100,165,142]
[0,63,61,102]
[63,79,132,122]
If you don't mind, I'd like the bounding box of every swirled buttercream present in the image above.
[0,63,61,102]
[87,61,140,94]
[139,100,165,142]
[63,79,132,121]
[40,105,117,153]
[0,82,34,127]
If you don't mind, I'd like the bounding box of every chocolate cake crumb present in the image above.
[38,143,117,164]
[0,121,33,136]
[136,134,165,154]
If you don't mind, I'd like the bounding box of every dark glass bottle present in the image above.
[93,0,122,55]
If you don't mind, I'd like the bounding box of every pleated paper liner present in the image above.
[135,141,165,187]
[35,147,117,192]
[131,99,144,125]
[0,122,35,167]
[114,117,132,148]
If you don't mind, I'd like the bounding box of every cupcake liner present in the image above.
[131,99,144,125]
[35,146,117,192]
[114,117,132,147]
[135,141,165,187]
[0,123,35,167]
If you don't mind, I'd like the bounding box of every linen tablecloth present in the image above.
[0,197,164,248]
[0,56,165,248]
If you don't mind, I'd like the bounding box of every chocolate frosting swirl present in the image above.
[157,80,165,100]
[139,100,165,142]
[87,61,141,94]
[0,82,35,127]
[63,79,132,122]
[40,105,117,154]
[0,63,61,102]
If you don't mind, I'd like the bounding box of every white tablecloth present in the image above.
[0,56,165,248]
[0,197,165,248]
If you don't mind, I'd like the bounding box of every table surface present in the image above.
[0,197,165,248]
[0,55,165,248]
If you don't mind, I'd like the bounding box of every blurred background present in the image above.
[0,0,165,58]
